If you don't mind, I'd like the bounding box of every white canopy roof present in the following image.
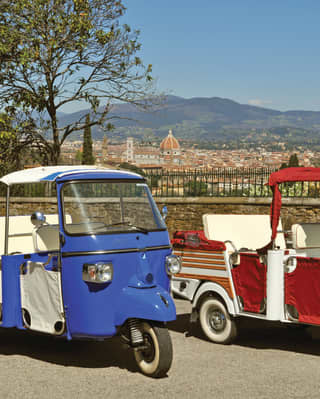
[0,166,140,186]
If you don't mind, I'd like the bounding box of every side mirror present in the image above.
[161,205,168,221]
[31,211,46,227]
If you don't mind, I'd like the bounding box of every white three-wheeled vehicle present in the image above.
[172,167,320,343]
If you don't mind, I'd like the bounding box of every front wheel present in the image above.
[133,321,173,378]
[199,297,237,344]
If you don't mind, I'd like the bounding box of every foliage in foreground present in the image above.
[0,0,156,165]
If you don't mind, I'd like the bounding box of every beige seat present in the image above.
[0,215,36,254]
[203,214,286,251]
[32,224,60,252]
[32,214,72,252]
[0,214,63,255]
[292,223,320,257]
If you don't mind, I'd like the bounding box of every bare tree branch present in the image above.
[0,0,157,164]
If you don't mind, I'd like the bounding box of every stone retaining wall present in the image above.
[155,197,320,237]
[1,197,320,238]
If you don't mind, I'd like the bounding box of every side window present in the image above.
[6,182,58,254]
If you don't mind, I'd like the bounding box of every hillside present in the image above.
[58,96,320,146]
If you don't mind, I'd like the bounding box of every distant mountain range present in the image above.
[58,96,320,147]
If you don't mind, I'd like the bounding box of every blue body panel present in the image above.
[61,245,175,338]
[1,255,24,328]
[56,179,175,339]
[0,171,176,340]
[1,252,57,329]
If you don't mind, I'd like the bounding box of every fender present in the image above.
[192,281,236,316]
[114,286,176,326]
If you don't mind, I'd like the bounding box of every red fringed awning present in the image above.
[269,167,320,186]
[268,167,320,241]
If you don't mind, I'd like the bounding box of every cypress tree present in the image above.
[82,114,95,165]
[288,153,299,167]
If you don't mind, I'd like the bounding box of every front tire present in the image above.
[199,297,237,344]
[134,321,173,378]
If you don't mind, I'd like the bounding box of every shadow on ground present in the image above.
[168,312,320,357]
[1,310,319,372]
[0,328,139,373]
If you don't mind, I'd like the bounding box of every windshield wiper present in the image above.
[108,221,149,234]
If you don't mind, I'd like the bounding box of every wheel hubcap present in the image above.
[208,309,226,332]
[141,333,155,363]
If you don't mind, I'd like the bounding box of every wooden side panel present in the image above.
[173,246,234,299]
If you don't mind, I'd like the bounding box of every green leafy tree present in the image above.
[82,114,95,164]
[280,153,300,169]
[0,0,155,165]
[280,162,288,170]
[0,112,47,176]
[0,113,16,176]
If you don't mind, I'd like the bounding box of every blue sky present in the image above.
[122,1,320,111]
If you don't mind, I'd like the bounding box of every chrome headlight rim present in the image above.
[165,254,181,275]
[83,262,113,283]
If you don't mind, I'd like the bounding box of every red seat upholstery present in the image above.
[285,257,320,325]
[231,253,266,313]
[172,230,226,251]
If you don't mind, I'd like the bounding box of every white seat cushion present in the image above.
[33,224,60,252]
[0,214,64,255]
[292,224,320,257]
[203,214,286,251]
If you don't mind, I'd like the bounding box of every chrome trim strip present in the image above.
[61,245,171,258]
[182,261,226,268]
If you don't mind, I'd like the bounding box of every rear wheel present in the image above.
[133,321,173,378]
[199,297,237,344]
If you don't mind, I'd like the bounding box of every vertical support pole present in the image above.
[4,185,10,255]
[266,250,284,321]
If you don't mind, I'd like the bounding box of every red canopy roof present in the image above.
[269,167,320,187]
[268,167,320,241]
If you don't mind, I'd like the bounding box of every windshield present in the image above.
[62,180,166,235]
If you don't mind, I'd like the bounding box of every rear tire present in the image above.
[133,321,173,378]
[199,297,237,344]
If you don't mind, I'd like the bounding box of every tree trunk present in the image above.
[48,100,60,165]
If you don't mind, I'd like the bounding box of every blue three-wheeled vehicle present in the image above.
[0,166,180,377]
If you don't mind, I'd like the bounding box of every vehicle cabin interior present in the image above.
[0,214,67,255]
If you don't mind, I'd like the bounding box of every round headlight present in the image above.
[83,262,113,283]
[96,263,113,282]
[165,255,181,275]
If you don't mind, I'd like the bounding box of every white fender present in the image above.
[192,281,236,316]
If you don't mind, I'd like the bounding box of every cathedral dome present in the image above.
[160,130,180,151]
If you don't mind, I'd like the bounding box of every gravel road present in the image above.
[0,298,320,399]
